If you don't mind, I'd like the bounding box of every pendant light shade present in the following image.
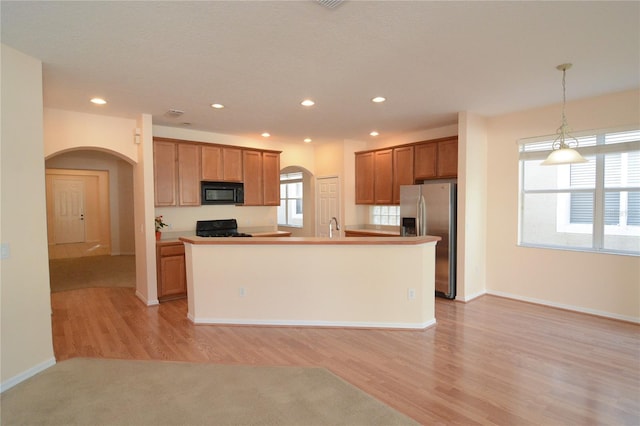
[542,63,588,166]
[541,147,587,165]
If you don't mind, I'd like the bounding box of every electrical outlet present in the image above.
[239,287,246,297]
[407,288,416,300]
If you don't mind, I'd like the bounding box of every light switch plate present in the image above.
[1,243,10,260]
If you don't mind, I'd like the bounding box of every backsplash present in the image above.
[155,205,277,233]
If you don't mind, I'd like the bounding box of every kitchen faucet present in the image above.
[328,216,340,238]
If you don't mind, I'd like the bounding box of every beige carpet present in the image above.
[0,358,417,426]
[49,255,135,292]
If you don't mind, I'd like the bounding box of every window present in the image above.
[518,128,640,255]
[278,172,303,227]
[370,205,400,226]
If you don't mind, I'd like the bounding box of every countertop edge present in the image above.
[179,236,440,245]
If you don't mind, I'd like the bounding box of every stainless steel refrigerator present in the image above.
[400,181,456,299]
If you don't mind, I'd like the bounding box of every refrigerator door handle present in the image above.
[418,195,426,236]
[415,197,421,236]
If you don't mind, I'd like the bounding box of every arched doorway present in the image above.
[45,149,136,292]
[279,165,315,237]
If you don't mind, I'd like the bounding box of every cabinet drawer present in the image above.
[159,244,185,257]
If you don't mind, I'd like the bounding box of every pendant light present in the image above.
[541,63,587,166]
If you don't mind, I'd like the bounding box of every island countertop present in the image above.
[179,235,440,245]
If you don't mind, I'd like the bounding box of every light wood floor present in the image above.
[48,242,111,259]
[51,288,639,425]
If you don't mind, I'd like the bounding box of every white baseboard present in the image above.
[456,290,486,303]
[190,317,437,330]
[135,290,159,306]
[487,289,640,324]
[0,357,56,393]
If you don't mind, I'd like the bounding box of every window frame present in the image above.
[278,172,304,228]
[518,127,640,256]
[369,205,400,226]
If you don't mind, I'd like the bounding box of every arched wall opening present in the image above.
[279,165,316,237]
[45,148,136,259]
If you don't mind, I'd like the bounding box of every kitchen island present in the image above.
[179,236,440,329]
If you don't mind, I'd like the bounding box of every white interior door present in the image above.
[53,178,86,244]
[316,176,340,237]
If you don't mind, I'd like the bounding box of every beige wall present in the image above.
[44,108,138,163]
[134,114,157,305]
[457,112,488,301]
[485,90,640,321]
[0,45,55,389]
[42,108,157,304]
[369,124,458,150]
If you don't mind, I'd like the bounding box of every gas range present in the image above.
[196,219,252,238]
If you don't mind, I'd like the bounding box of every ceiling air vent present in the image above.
[316,0,344,9]
[165,109,184,118]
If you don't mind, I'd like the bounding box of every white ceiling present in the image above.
[2,1,639,145]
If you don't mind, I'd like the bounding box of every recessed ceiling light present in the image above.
[304,138,312,143]
[261,132,271,138]
[301,99,315,107]
[370,131,379,136]
[90,97,107,105]
[371,96,386,103]
[210,103,224,109]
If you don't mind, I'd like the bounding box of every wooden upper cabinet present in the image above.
[355,152,375,204]
[154,141,177,207]
[201,145,223,181]
[223,148,243,182]
[437,139,458,177]
[242,150,263,206]
[393,146,414,204]
[354,137,457,205]
[414,142,437,180]
[201,146,243,182]
[154,137,281,207]
[262,151,280,206]
[374,149,393,204]
[177,143,201,206]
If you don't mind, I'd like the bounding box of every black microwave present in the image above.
[201,181,244,205]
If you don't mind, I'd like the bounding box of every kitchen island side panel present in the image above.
[183,241,436,329]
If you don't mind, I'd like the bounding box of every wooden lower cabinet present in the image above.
[156,242,187,302]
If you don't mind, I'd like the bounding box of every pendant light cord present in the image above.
[553,64,579,150]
